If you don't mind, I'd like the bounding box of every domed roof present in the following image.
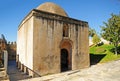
[36,2,68,17]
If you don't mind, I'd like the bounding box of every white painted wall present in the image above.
[17,16,34,70]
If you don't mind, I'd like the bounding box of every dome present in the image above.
[36,2,68,17]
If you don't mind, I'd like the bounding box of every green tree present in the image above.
[101,14,120,55]
[89,27,96,37]
[92,34,101,46]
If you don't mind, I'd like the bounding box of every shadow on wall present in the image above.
[90,53,106,65]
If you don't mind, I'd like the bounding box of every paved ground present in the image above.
[7,61,31,81]
[21,60,120,81]
[0,68,9,81]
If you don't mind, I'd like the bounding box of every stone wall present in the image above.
[7,42,16,60]
[17,15,34,76]
[33,17,62,75]
[32,10,89,75]
[17,9,89,76]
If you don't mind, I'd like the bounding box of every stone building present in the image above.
[7,42,16,60]
[0,34,7,51]
[0,34,7,67]
[0,39,6,52]
[17,2,89,76]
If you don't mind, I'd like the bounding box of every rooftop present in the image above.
[36,2,68,17]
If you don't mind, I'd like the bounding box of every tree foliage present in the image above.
[89,27,96,37]
[101,14,120,55]
[92,34,101,46]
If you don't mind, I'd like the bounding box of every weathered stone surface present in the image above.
[0,68,9,81]
[17,2,89,76]
[37,2,68,17]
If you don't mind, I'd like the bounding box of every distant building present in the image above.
[0,34,7,66]
[0,34,7,51]
[100,38,109,44]
[0,39,6,51]
[7,42,16,60]
[17,2,89,76]
[89,38,110,46]
[0,34,16,62]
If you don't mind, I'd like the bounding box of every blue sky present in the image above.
[0,0,120,42]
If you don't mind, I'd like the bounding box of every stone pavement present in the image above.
[7,61,31,81]
[21,60,120,81]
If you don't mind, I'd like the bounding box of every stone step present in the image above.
[0,68,5,71]
[0,76,9,81]
[0,70,6,78]
[0,68,9,81]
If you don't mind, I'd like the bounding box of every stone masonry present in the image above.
[17,2,89,76]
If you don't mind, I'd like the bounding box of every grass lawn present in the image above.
[89,44,120,64]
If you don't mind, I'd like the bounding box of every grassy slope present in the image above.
[90,44,120,63]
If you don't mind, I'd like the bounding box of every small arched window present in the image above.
[63,24,69,37]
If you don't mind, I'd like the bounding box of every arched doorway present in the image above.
[60,39,73,72]
[61,49,68,72]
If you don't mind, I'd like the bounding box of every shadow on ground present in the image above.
[90,53,106,65]
[110,46,120,54]
[8,60,31,81]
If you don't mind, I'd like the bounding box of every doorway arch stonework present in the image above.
[60,39,73,72]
